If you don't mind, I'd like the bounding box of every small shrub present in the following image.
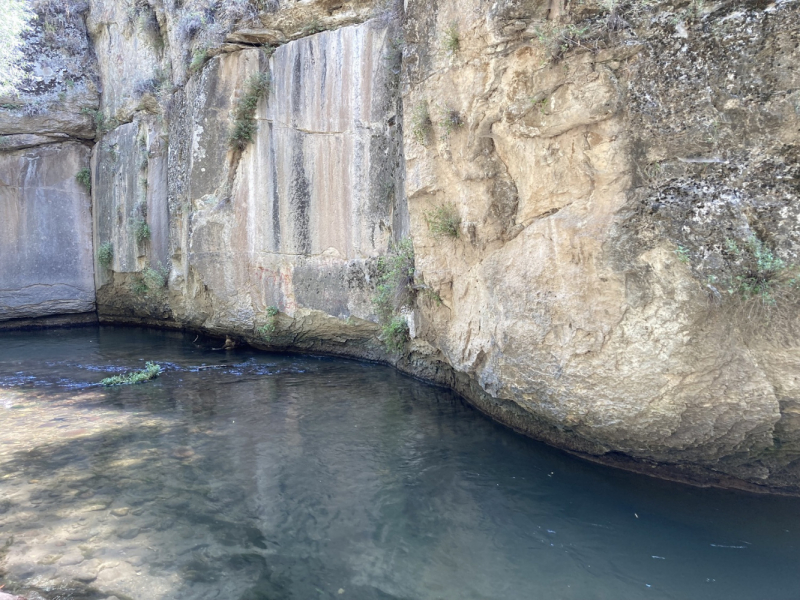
[81,107,116,134]
[438,108,463,138]
[673,233,800,338]
[534,22,592,62]
[142,265,168,290]
[189,47,208,73]
[224,0,279,23]
[131,276,148,296]
[94,111,108,131]
[411,101,432,145]
[373,238,415,326]
[97,242,113,269]
[230,120,257,148]
[301,18,326,36]
[723,236,788,304]
[134,219,151,244]
[531,96,548,115]
[423,287,443,306]
[442,22,460,54]
[229,72,271,150]
[383,36,404,75]
[425,202,460,239]
[257,305,280,340]
[101,362,162,386]
[381,316,409,353]
[178,12,204,43]
[75,167,91,193]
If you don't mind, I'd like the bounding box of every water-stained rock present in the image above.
[0,142,95,322]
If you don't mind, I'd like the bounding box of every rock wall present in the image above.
[0,142,95,321]
[92,16,404,357]
[3,0,800,494]
[401,0,800,490]
[0,1,99,326]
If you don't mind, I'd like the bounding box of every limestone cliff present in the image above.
[2,0,800,494]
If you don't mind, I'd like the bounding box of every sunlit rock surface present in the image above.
[95,23,404,353]
[2,0,800,494]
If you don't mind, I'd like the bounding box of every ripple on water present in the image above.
[1,327,800,600]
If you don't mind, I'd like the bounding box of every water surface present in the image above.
[0,327,799,600]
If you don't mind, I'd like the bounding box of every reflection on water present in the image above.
[0,327,799,600]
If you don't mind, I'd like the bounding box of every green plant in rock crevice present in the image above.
[411,101,432,145]
[131,198,150,245]
[425,202,461,239]
[722,235,793,305]
[382,316,409,353]
[674,244,690,264]
[442,21,460,54]
[81,107,117,134]
[189,47,209,73]
[437,107,463,139]
[679,234,800,336]
[229,71,271,150]
[142,264,168,290]
[534,22,593,62]
[257,306,280,341]
[373,239,415,352]
[301,18,327,36]
[131,277,148,296]
[75,167,91,193]
[97,242,113,269]
[134,219,151,244]
[131,263,169,297]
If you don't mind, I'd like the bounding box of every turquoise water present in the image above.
[0,327,798,600]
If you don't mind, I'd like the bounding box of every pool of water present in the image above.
[0,327,799,600]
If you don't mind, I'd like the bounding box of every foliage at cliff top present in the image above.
[0,0,35,96]
[101,362,162,386]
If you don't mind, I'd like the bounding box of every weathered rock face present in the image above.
[401,0,800,490]
[94,17,404,357]
[0,1,99,325]
[3,0,800,494]
[0,142,95,320]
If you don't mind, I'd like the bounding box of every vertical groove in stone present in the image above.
[289,131,311,254]
[269,122,281,252]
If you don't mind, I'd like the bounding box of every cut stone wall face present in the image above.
[0,142,96,321]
